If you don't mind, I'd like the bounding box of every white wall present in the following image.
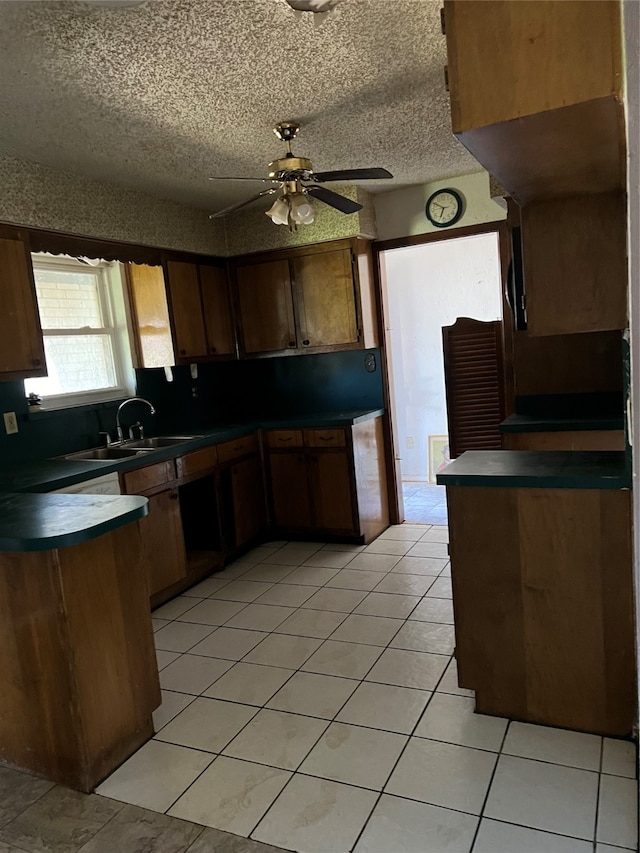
[374,170,506,242]
[382,231,502,481]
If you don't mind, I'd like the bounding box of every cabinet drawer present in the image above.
[304,428,346,448]
[266,429,304,449]
[176,445,218,479]
[217,433,258,465]
[122,459,176,494]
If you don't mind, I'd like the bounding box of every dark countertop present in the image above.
[0,410,384,494]
[0,409,383,551]
[0,492,148,552]
[437,450,630,490]
[500,414,624,433]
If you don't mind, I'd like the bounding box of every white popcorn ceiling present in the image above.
[0,0,479,214]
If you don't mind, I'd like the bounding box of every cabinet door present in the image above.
[127,264,174,368]
[308,451,356,534]
[268,452,312,530]
[522,193,627,336]
[231,455,267,549]
[165,260,207,358]
[291,249,358,349]
[199,264,236,356]
[236,260,296,353]
[0,230,46,376]
[141,489,187,598]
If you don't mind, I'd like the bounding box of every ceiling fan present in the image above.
[208,121,393,226]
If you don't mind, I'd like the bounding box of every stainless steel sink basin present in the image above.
[62,447,156,461]
[125,435,202,449]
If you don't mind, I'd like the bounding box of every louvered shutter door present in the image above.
[442,318,506,459]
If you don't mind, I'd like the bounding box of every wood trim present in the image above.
[373,221,505,253]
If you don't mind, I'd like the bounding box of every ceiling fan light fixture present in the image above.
[289,192,315,225]
[265,196,290,226]
[284,0,344,12]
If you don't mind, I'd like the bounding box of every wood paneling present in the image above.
[352,417,389,544]
[442,318,505,458]
[199,265,236,356]
[522,193,627,336]
[236,260,296,354]
[165,260,207,358]
[217,433,259,465]
[268,452,312,530]
[231,455,267,550]
[305,429,346,448]
[308,451,356,534]
[503,430,625,451]
[126,264,174,368]
[0,524,159,790]
[292,248,358,349]
[175,446,218,480]
[0,230,46,377]
[122,460,175,495]
[140,490,187,597]
[447,485,635,735]
[513,330,623,396]
[445,0,621,132]
[266,429,304,449]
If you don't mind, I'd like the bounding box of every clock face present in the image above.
[426,189,464,228]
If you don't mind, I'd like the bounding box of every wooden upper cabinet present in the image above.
[232,239,378,357]
[0,228,46,379]
[199,265,235,356]
[127,264,175,368]
[292,248,358,349]
[444,0,624,202]
[236,259,296,354]
[522,192,627,336]
[446,1,621,131]
[165,260,208,359]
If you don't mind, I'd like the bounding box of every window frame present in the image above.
[26,254,135,410]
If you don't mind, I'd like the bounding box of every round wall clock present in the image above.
[425,188,464,228]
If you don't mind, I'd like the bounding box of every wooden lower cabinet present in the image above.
[269,451,312,529]
[266,418,388,542]
[308,451,356,533]
[229,455,268,550]
[447,485,635,736]
[140,489,187,598]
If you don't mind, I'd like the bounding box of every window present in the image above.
[25,254,135,408]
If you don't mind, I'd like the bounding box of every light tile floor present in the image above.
[85,524,638,853]
[402,482,448,525]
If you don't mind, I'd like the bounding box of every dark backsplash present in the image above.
[0,349,384,465]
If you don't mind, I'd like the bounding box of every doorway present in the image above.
[379,230,503,524]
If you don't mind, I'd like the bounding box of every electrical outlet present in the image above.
[3,412,18,435]
[406,436,414,449]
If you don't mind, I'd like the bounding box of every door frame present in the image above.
[372,221,511,524]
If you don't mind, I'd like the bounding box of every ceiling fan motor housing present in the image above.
[268,156,313,179]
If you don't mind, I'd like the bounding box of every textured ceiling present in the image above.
[0,0,480,212]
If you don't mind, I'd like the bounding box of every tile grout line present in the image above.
[593,732,604,851]
[467,714,512,851]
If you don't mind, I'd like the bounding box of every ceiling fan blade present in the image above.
[208,176,277,182]
[312,167,393,183]
[209,188,277,219]
[306,185,363,214]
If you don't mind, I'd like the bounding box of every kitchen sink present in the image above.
[62,447,156,461]
[125,435,202,449]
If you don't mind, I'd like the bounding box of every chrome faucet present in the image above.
[116,397,156,443]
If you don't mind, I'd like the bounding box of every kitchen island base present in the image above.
[447,485,635,737]
[0,521,160,792]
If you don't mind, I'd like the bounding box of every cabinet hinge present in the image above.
[444,65,449,92]
[440,7,446,34]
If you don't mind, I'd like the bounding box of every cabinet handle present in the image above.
[318,436,333,441]
[170,492,179,500]
[209,346,217,354]
[288,341,296,347]
[179,349,186,356]
[32,358,41,366]
[302,340,310,346]
[278,437,293,443]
